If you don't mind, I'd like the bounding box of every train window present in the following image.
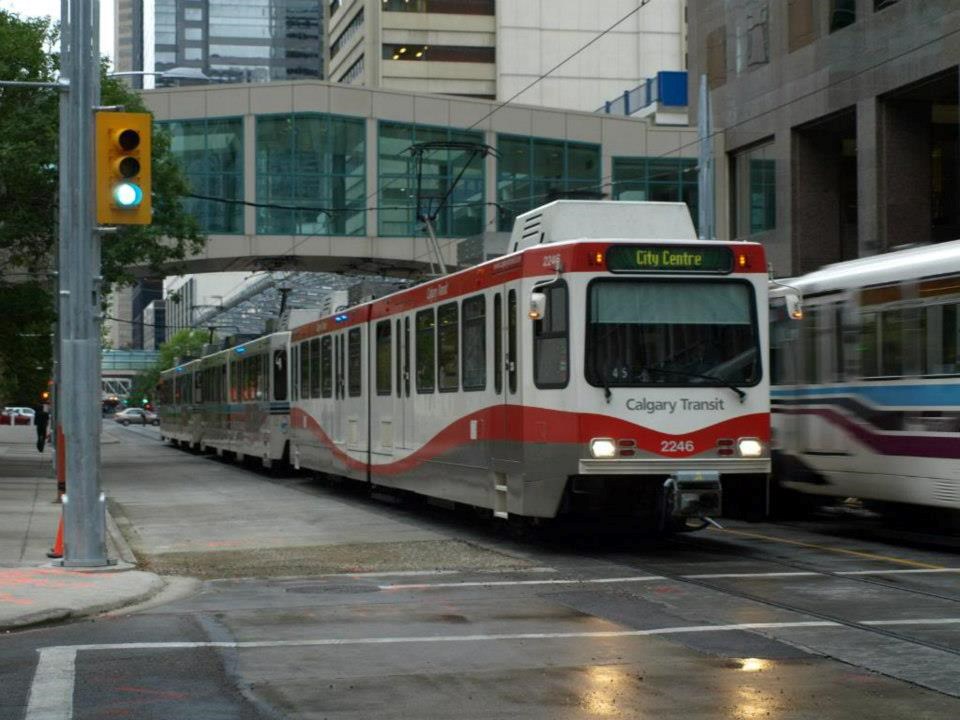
[404,316,411,397]
[494,293,503,394]
[291,346,299,400]
[880,309,904,376]
[309,338,321,397]
[462,295,486,391]
[833,304,845,382]
[416,309,435,393]
[273,349,287,401]
[533,282,569,389]
[348,328,362,397]
[299,343,309,400]
[395,319,402,397]
[438,302,460,392]
[801,308,818,384]
[926,303,960,374]
[321,336,333,398]
[376,320,392,396]
[859,312,879,377]
[507,290,517,394]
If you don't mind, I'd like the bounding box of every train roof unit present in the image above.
[782,238,960,295]
[508,200,697,254]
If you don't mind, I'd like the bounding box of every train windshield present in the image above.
[585,279,760,388]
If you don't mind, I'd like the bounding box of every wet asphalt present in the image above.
[1,423,959,719]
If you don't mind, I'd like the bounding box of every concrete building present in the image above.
[688,0,960,276]
[141,79,699,276]
[115,0,324,89]
[327,0,686,112]
[106,286,135,349]
[163,272,251,334]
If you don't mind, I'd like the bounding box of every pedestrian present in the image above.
[35,403,50,453]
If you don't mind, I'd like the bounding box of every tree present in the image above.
[0,10,205,403]
[127,329,208,406]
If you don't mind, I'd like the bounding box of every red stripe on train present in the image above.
[291,406,769,476]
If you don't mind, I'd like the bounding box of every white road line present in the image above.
[837,568,960,576]
[683,571,819,579]
[25,647,76,720]
[379,575,665,590]
[27,618,960,720]
[379,567,960,590]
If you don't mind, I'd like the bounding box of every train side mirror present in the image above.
[785,291,803,320]
[528,292,547,321]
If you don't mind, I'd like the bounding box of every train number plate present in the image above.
[661,440,695,453]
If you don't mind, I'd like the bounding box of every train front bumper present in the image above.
[578,457,771,475]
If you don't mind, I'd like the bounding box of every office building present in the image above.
[688,0,960,276]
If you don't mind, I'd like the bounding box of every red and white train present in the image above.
[160,201,772,531]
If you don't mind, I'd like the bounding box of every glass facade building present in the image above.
[256,113,366,236]
[496,135,601,231]
[612,157,699,231]
[163,117,244,234]
[378,122,485,237]
[152,0,323,86]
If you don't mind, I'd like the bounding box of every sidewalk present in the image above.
[0,425,163,630]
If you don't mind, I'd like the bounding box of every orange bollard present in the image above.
[46,513,64,559]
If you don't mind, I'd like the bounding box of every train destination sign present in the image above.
[606,245,733,273]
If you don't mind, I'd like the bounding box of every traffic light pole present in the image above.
[58,0,110,566]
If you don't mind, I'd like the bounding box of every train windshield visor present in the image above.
[585,280,761,388]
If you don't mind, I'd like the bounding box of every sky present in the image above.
[0,0,115,65]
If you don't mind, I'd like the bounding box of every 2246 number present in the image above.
[660,440,695,453]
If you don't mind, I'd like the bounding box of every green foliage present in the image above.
[126,329,208,406]
[0,9,206,403]
[0,283,54,405]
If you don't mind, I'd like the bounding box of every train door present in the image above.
[394,316,412,450]
[491,287,522,478]
[801,302,849,456]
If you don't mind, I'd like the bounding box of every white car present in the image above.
[1,407,35,425]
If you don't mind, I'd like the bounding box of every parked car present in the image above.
[113,408,159,426]
[1,407,35,426]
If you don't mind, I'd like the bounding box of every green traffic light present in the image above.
[113,182,143,208]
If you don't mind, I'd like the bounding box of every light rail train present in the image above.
[160,201,773,532]
[771,240,960,526]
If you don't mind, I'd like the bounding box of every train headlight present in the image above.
[589,438,617,459]
[737,438,764,458]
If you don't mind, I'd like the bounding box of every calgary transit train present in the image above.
[771,241,960,526]
[161,201,773,531]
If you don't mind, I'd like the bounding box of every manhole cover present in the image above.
[285,583,380,594]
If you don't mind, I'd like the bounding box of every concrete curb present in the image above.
[0,572,167,632]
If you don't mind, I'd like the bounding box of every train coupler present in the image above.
[664,471,722,519]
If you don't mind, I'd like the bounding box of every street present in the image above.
[2,424,959,719]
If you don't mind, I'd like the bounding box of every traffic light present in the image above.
[95,111,152,225]
[40,390,50,401]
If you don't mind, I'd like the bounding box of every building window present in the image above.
[732,141,776,237]
[382,45,495,63]
[378,121,485,237]
[256,113,366,236]
[338,55,365,84]
[830,0,856,32]
[416,308,435,393]
[461,295,485,390]
[496,135,601,231]
[162,117,244,234]
[874,0,900,10]
[381,0,495,14]
[787,0,817,52]
[706,26,727,88]
[746,1,769,66]
[330,0,342,16]
[612,157,699,232]
[331,9,364,58]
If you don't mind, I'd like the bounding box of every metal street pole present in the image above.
[59,0,110,566]
[697,74,716,241]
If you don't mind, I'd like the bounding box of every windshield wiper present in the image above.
[643,367,747,403]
